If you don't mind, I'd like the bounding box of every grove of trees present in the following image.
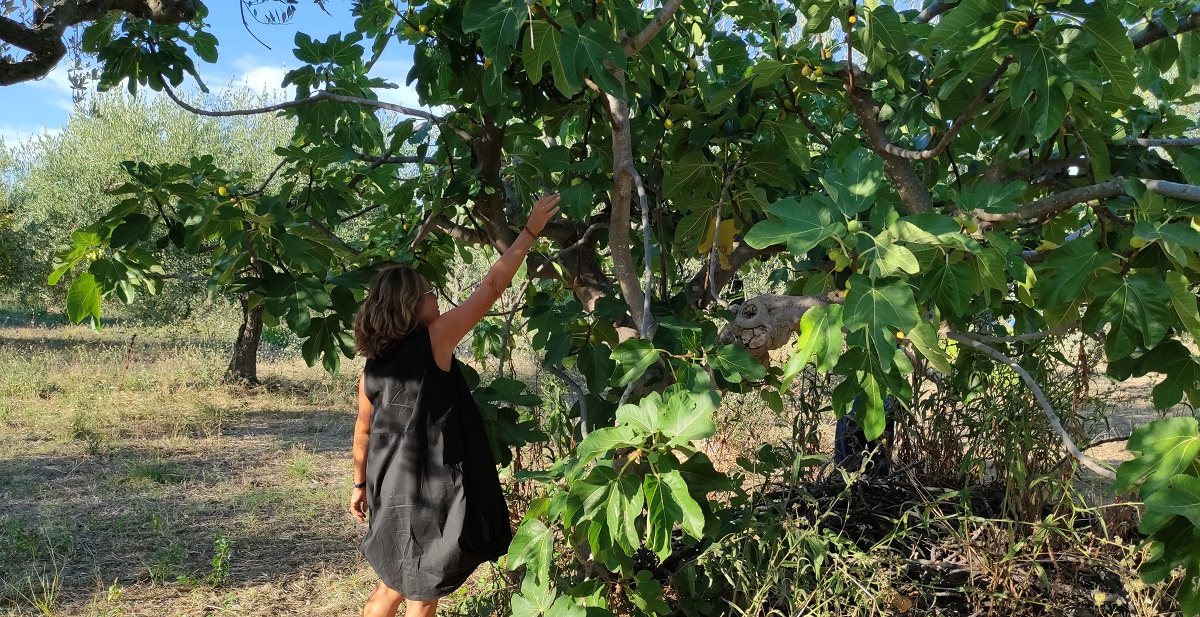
[4,0,1200,613]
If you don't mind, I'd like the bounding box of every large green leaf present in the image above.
[523,21,563,90]
[66,272,102,327]
[576,342,613,392]
[1133,220,1200,266]
[782,303,844,387]
[507,519,555,583]
[919,258,974,317]
[1009,36,1070,141]
[570,425,639,478]
[606,472,644,554]
[819,149,885,217]
[1074,6,1135,100]
[865,230,920,279]
[906,321,952,375]
[556,21,626,96]
[1166,272,1200,342]
[1114,417,1200,496]
[1082,272,1173,359]
[463,0,528,66]
[660,389,719,446]
[263,271,331,334]
[926,0,1004,51]
[709,344,767,383]
[743,196,836,255]
[1145,474,1200,528]
[1034,237,1114,307]
[611,338,659,388]
[843,275,920,373]
[644,470,706,559]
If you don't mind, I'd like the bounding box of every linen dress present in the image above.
[360,327,512,600]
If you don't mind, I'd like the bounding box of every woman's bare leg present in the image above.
[405,599,438,617]
[363,580,404,617]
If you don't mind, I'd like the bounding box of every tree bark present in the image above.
[225,296,263,385]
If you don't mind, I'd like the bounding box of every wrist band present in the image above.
[522,226,536,239]
[352,481,366,489]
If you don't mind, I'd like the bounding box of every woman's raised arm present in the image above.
[427,194,561,371]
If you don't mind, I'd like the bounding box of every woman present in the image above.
[349,194,561,617]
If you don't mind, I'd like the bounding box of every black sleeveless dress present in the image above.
[360,327,512,600]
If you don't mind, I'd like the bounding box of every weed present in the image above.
[287,444,318,483]
[128,460,187,485]
[207,535,233,587]
[148,543,184,584]
[13,551,63,617]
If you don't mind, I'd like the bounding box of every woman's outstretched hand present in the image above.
[526,193,561,236]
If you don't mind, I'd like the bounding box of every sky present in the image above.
[0,0,421,146]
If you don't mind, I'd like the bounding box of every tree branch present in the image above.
[589,76,647,330]
[913,0,959,24]
[545,364,589,439]
[357,153,440,166]
[845,83,934,214]
[1131,4,1200,49]
[621,0,686,56]
[974,177,1200,226]
[687,243,785,308]
[945,331,1116,479]
[430,215,488,245]
[623,164,657,339]
[0,0,200,86]
[161,81,440,121]
[1127,137,1200,148]
[306,217,359,255]
[957,320,1080,344]
[868,57,1012,161]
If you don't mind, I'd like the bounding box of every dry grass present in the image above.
[0,322,388,616]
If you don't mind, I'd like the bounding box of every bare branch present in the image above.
[957,320,1080,344]
[429,215,488,245]
[868,57,1013,161]
[624,164,657,339]
[975,177,1200,226]
[357,153,440,166]
[621,0,686,56]
[307,216,359,255]
[716,293,834,363]
[687,243,785,308]
[845,84,934,214]
[705,162,740,307]
[913,0,958,24]
[545,364,589,439]
[589,76,647,330]
[1128,137,1200,148]
[1144,178,1200,202]
[1131,4,1200,49]
[945,331,1116,479]
[161,82,441,121]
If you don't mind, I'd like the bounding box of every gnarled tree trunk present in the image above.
[225,296,263,385]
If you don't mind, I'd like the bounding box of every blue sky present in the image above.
[0,0,420,145]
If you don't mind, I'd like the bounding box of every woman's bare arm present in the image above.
[350,374,371,523]
[428,194,561,370]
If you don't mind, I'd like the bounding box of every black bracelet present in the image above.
[352,481,366,489]
[522,226,536,239]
